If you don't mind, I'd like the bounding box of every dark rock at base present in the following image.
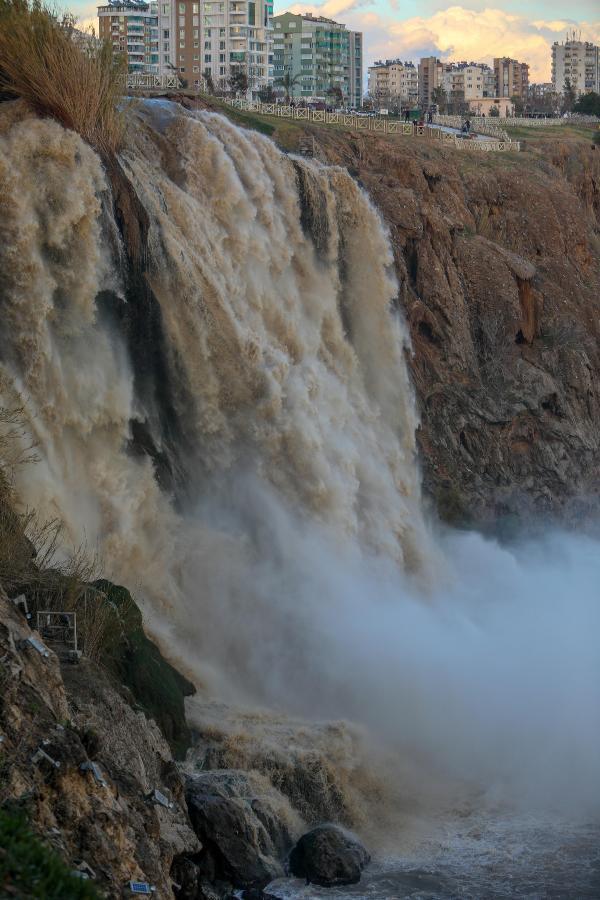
[289,824,370,887]
[185,771,295,889]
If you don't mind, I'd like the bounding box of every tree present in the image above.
[431,85,447,113]
[258,85,276,103]
[326,84,343,105]
[275,71,302,102]
[203,68,214,94]
[562,77,576,113]
[511,94,524,116]
[573,91,600,117]
[229,70,248,94]
[489,105,500,117]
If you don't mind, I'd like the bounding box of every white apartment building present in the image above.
[98,0,162,74]
[272,13,362,107]
[552,34,600,96]
[99,0,273,89]
[368,59,417,106]
[441,62,495,103]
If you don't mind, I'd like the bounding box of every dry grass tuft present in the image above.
[0,0,125,154]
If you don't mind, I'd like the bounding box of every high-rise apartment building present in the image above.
[99,0,272,90]
[98,0,161,74]
[368,59,417,106]
[272,13,362,107]
[552,35,600,96]
[418,56,443,106]
[494,57,529,100]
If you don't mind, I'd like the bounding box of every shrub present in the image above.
[0,0,125,154]
[0,807,100,898]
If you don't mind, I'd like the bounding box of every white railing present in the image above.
[226,99,519,151]
[432,115,509,141]
[434,113,569,128]
[120,73,181,89]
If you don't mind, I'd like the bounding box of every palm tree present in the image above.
[275,71,303,103]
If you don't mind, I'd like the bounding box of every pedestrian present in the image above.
[404,108,410,123]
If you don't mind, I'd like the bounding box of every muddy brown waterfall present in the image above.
[0,99,429,674]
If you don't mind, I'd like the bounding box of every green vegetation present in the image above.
[94,580,195,759]
[573,90,600,118]
[0,0,125,154]
[0,807,100,899]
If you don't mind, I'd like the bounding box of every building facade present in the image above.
[98,0,161,74]
[99,0,273,90]
[418,56,443,106]
[368,59,417,107]
[551,36,600,96]
[494,57,529,100]
[272,12,362,107]
[468,96,514,117]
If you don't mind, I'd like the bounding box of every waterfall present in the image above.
[2,101,599,826]
[0,99,429,687]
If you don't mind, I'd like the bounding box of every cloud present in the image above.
[280,3,600,82]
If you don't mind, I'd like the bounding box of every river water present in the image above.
[267,810,600,899]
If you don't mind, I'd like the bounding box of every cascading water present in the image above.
[1,99,599,898]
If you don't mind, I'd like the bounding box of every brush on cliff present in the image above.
[0,0,125,154]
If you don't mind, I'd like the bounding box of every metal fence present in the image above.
[226,100,519,151]
[120,73,181,90]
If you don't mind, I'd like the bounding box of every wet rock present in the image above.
[185,770,295,889]
[289,824,370,887]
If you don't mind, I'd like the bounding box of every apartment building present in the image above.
[98,0,161,74]
[272,13,362,107]
[418,56,443,106]
[99,0,273,89]
[494,57,529,100]
[368,59,417,106]
[552,35,599,96]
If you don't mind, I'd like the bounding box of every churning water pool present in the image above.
[267,810,600,899]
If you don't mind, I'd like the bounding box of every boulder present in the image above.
[289,824,370,887]
[185,771,296,889]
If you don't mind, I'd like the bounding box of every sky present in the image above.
[76,0,600,82]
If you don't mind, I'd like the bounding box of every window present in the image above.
[179,41,185,47]
[178,3,184,10]
[192,1,198,9]
[193,65,199,71]
[163,41,169,50]
[193,28,198,37]
[193,40,199,46]
[179,28,185,36]
[205,53,211,61]
[163,28,169,37]
[193,53,199,59]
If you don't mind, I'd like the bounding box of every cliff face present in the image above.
[312,130,600,528]
[0,588,200,897]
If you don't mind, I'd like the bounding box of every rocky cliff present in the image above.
[304,126,600,529]
[0,587,200,897]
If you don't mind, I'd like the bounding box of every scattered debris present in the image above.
[80,760,108,787]
[74,860,96,880]
[128,881,157,894]
[31,745,60,769]
[10,594,31,620]
[20,635,50,658]
[146,787,174,810]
